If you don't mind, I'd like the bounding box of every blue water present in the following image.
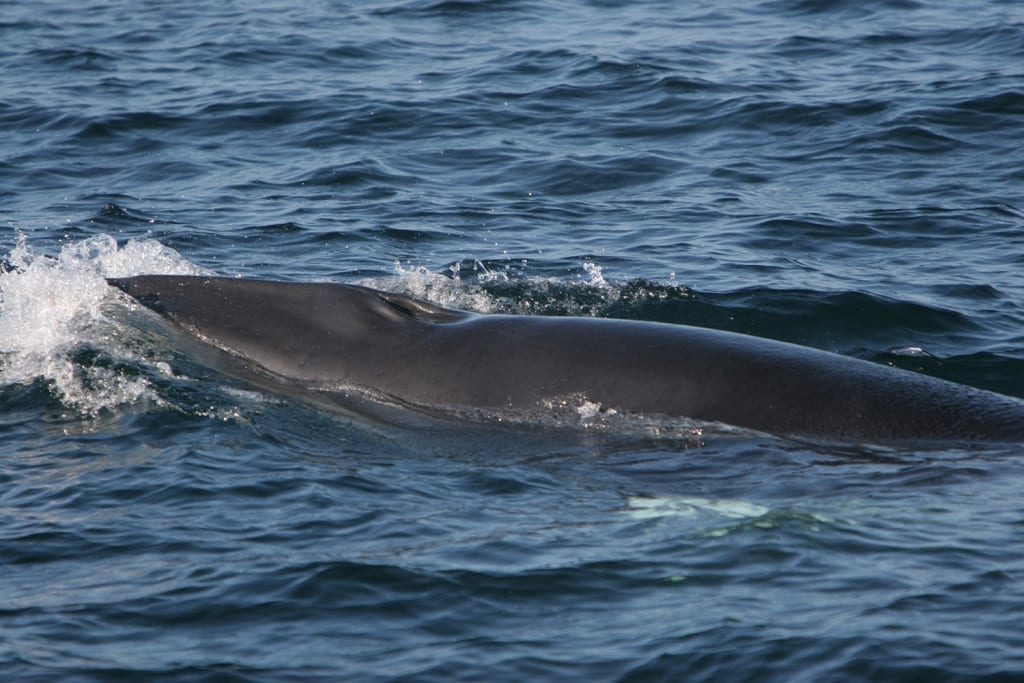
[3,0,1024,680]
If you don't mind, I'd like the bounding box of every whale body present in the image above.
[107,275,1024,443]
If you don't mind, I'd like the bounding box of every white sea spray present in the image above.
[0,233,204,414]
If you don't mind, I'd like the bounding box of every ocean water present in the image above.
[3,0,1024,680]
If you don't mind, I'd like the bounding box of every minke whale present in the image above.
[107,275,1024,443]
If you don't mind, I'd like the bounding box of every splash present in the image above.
[0,233,205,415]
[580,260,608,288]
[357,260,500,313]
[361,258,633,317]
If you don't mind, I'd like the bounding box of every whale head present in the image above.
[107,275,467,381]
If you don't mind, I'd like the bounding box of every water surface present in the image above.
[2,0,1024,680]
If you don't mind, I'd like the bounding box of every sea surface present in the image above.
[3,0,1024,680]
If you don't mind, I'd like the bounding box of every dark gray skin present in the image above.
[107,275,1024,443]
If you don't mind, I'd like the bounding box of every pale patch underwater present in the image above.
[624,495,771,520]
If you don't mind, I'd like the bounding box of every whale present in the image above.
[107,275,1024,443]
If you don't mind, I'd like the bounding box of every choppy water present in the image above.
[3,0,1024,680]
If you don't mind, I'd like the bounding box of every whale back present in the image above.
[108,275,1024,443]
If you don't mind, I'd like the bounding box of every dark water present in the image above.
[3,0,1024,680]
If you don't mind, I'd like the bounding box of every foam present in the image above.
[358,258,624,317]
[357,260,501,313]
[0,233,205,415]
